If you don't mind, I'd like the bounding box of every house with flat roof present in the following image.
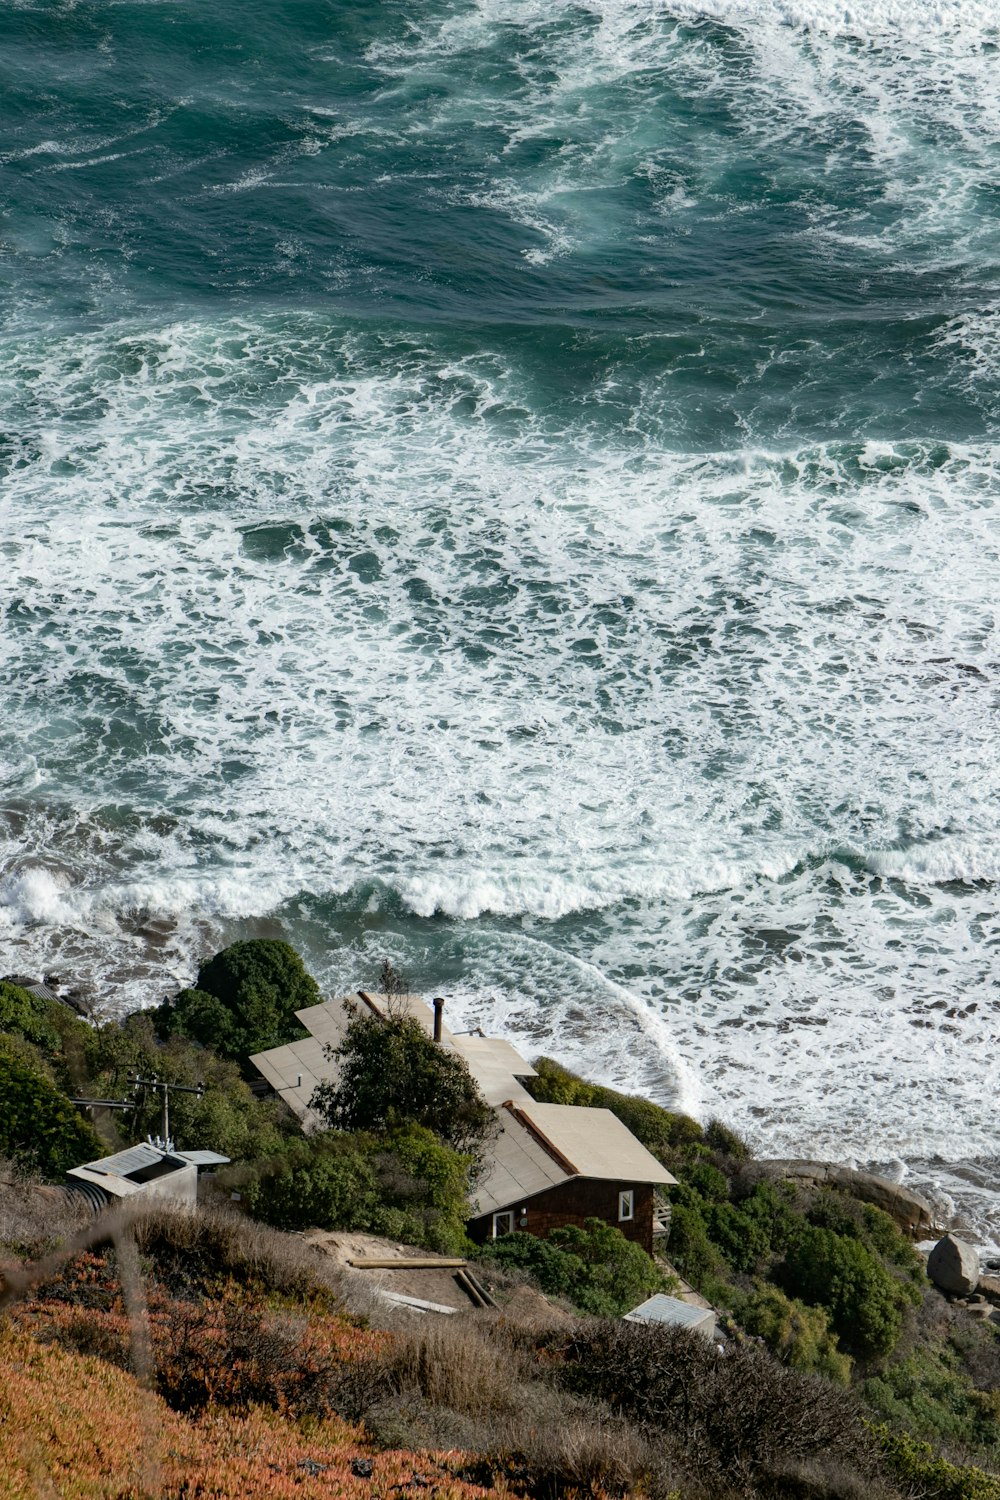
[251,990,676,1254]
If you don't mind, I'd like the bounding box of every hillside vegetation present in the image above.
[2,949,1000,1497]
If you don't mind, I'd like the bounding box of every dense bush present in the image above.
[874,1424,1000,1500]
[736,1283,853,1385]
[863,1343,1000,1454]
[0,980,64,1056]
[311,1004,495,1159]
[0,1040,103,1178]
[241,1125,473,1255]
[781,1224,911,1359]
[548,1319,879,1496]
[477,1218,666,1316]
[154,939,317,1061]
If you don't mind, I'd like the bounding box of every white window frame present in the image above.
[492,1210,515,1238]
[618,1189,634,1223]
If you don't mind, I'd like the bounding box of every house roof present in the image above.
[449,1033,536,1105]
[507,1102,676,1186]
[469,1108,571,1217]
[470,1101,676,1217]
[251,993,538,1126]
[250,992,677,1223]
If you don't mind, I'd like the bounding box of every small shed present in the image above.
[624,1294,717,1340]
[66,1143,229,1212]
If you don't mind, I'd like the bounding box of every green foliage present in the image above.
[781,1223,906,1358]
[664,1198,723,1288]
[703,1117,752,1161]
[311,1005,494,1158]
[478,1218,665,1316]
[155,939,317,1061]
[806,1191,927,1287]
[84,1013,290,1163]
[864,1344,1000,1454]
[0,980,62,1056]
[370,1124,473,1254]
[873,1423,1000,1500]
[0,1040,103,1178]
[240,1125,473,1255]
[0,981,93,1097]
[528,1057,704,1163]
[737,1284,853,1384]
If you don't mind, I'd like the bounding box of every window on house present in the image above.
[618,1189,634,1222]
[492,1210,515,1238]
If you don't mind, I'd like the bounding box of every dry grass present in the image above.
[0,1165,91,1260]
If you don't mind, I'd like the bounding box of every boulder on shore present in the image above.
[927,1234,980,1296]
[751,1160,934,1236]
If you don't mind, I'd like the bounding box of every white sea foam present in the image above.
[4,0,1000,1236]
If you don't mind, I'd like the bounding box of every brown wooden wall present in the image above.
[467,1179,655,1255]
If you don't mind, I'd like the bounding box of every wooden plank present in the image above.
[378,1291,458,1314]
[347,1257,468,1270]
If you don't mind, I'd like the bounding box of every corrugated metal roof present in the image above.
[175,1150,231,1166]
[77,1143,180,1178]
[511,1102,676,1186]
[623,1295,717,1336]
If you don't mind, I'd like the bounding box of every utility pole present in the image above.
[127,1075,205,1152]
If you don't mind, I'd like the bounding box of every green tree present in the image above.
[154,939,317,1061]
[0,1040,103,1178]
[311,1003,495,1159]
[738,1284,853,1384]
[85,1012,290,1162]
[781,1223,905,1358]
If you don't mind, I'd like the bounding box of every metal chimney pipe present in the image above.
[432,996,445,1043]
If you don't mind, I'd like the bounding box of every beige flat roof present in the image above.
[449,1033,536,1106]
[509,1102,676,1187]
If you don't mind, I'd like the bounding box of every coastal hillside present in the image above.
[3,949,1000,1498]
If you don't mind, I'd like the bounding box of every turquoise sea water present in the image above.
[2,0,999,1227]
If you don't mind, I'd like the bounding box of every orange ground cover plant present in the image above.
[0,1324,526,1500]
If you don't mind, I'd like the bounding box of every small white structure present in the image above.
[66,1143,229,1212]
[624,1293,717,1340]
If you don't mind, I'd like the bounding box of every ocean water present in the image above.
[2,0,999,1234]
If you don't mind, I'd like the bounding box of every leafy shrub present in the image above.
[0,980,63,1056]
[155,939,317,1061]
[478,1218,665,1316]
[704,1118,752,1161]
[737,1284,853,1384]
[663,1200,723,1288]
[863,1344,1000,1454]
[874,1423,1000,1500]
[311,1004,495,1159]
[241,1126,473,1255]
[806,1191,926,1286]
[0,1041,103,1178]
[781,1224,907,1358]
